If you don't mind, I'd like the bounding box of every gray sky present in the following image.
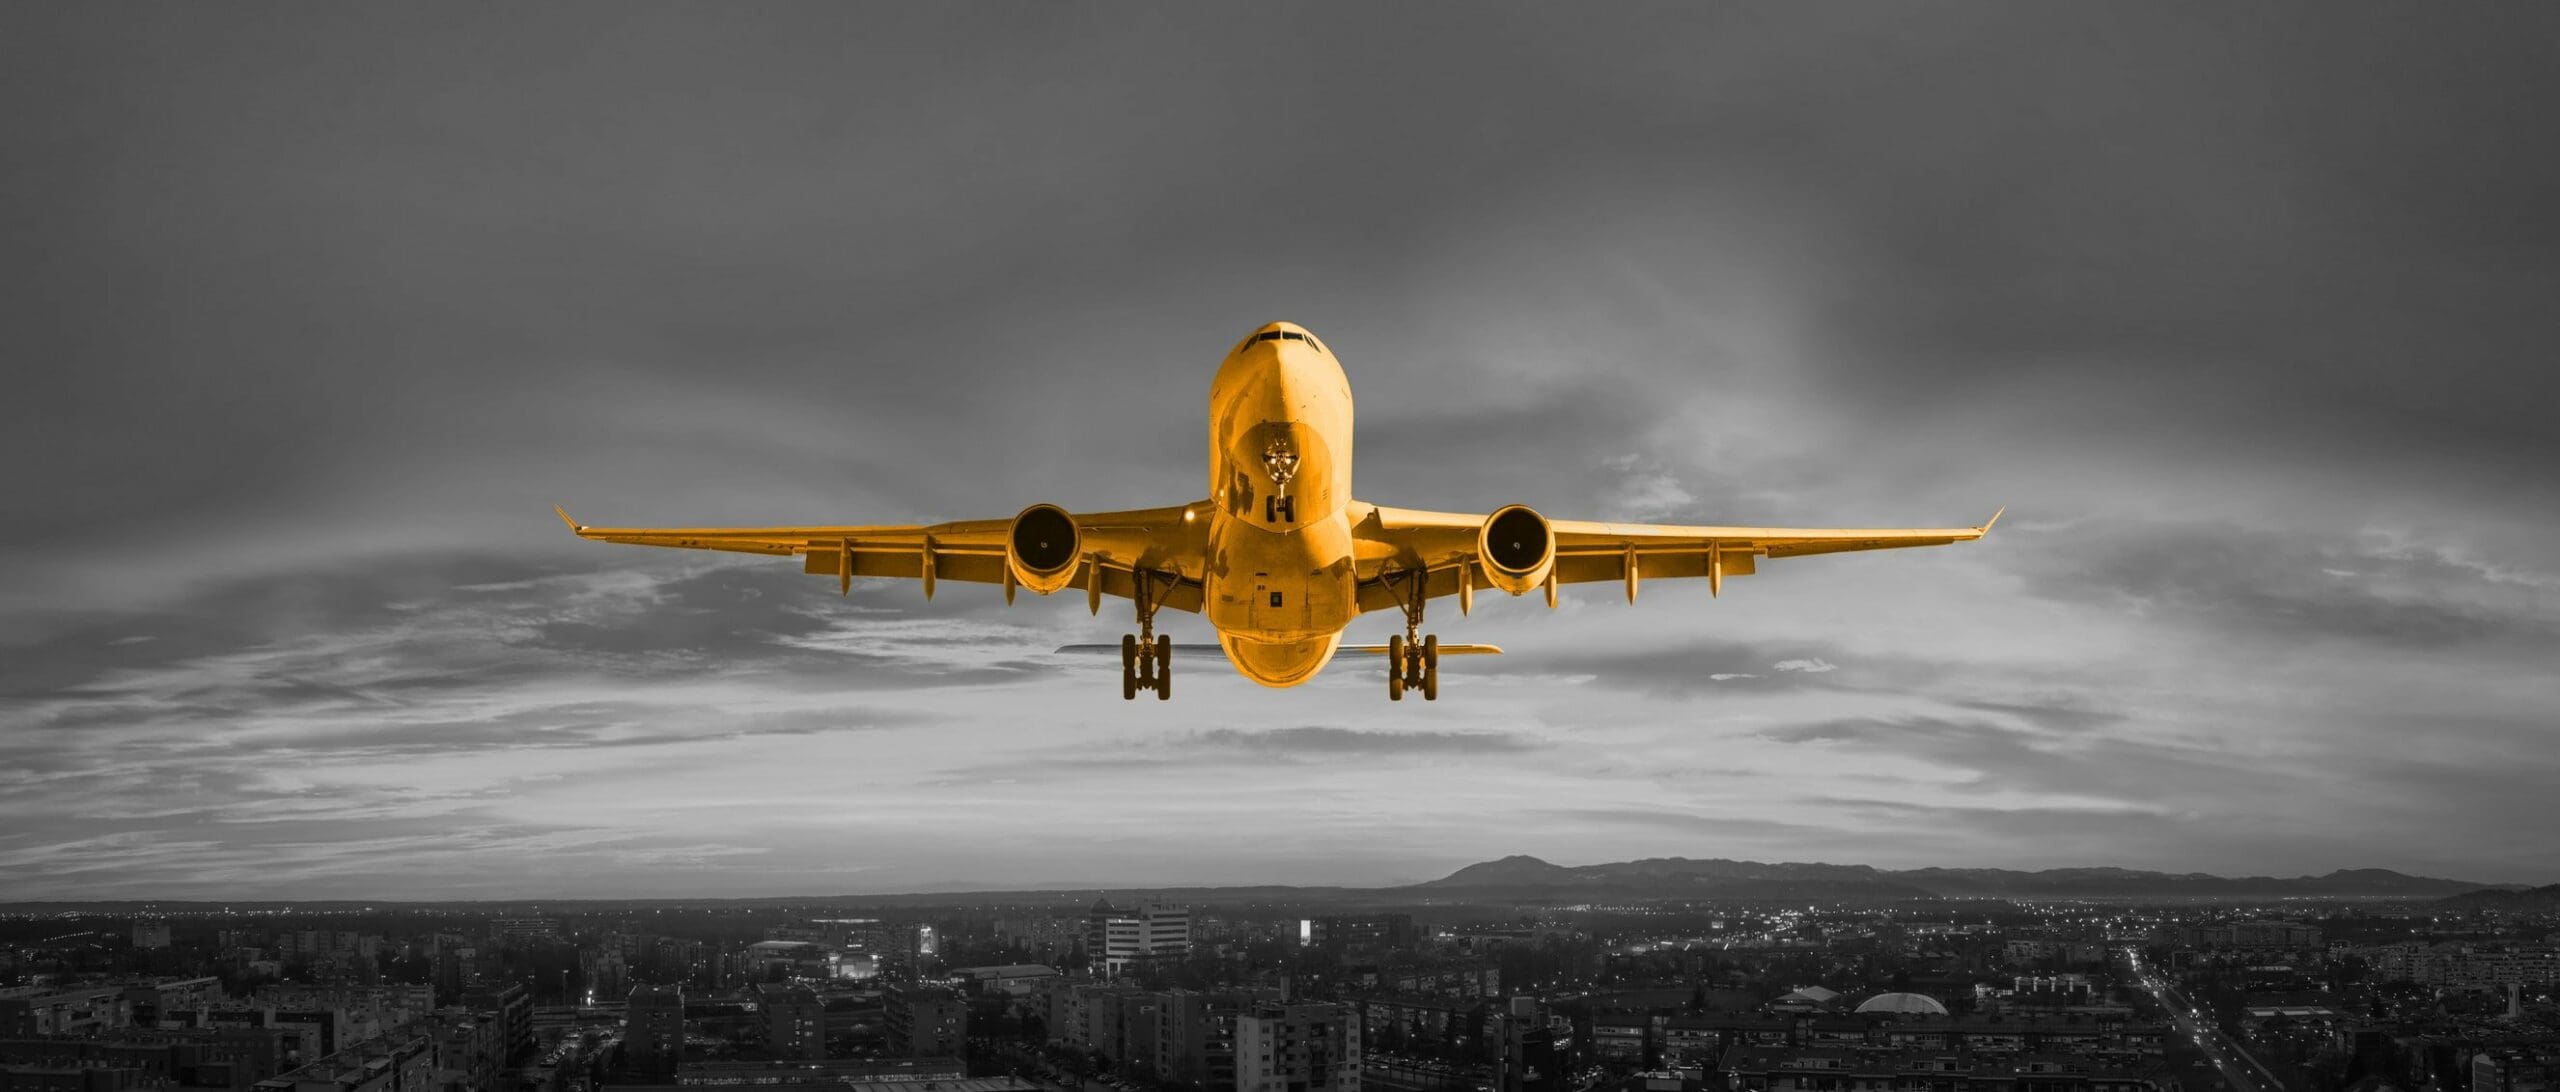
[5,4,2557,900]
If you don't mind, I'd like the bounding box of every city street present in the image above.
[2126,950,2288,1092]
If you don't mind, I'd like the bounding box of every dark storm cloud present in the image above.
[1743,8,2560,489]
[7,4,2558,560]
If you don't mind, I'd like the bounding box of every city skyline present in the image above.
[6,6,2559,899]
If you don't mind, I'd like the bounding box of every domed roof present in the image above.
[1855,992,1949,1015]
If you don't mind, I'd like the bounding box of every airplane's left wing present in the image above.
[1352,503,2000,611]
[555,503,1208,611]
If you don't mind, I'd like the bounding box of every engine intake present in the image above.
[1007,504,1082,595]
[1478,504,1555,596]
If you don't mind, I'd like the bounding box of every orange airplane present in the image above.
[559,322,1997,700]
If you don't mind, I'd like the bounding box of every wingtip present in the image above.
[554,504,582,532]
[1981,506,2005,533]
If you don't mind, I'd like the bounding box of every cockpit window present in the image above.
[1242,330,1325,353]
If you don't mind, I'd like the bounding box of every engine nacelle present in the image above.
[1478,504,1556,596]
[1007,504,1082,595]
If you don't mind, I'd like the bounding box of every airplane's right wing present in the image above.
[557,502,1209,610]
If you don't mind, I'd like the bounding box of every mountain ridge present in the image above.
[1408,855,2517,899]
[2438,883,2560,909]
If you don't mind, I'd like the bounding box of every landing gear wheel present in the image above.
[1422,634,1440,701]
[1120,634,1138,700]
[1153,635,1172,701]
[1387,634,1406,701]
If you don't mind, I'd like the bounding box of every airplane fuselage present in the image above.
[1203,323,1362,686]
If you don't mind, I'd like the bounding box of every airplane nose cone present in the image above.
[1219,633,1340,687]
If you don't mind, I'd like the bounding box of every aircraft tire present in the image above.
[1154,636,1172,700]
[1421,634,1440,700]
[1387,635,1406,701]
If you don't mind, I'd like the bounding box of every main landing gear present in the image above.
[1121,633,1170,700]
[1121,569,1175,701]
[1387,633,1439,701]
[1382,569,1440,702]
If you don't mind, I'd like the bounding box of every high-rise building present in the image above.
[1086,899,1193,978]
[462,983,534,1066]
[1084,989,1160,1070]
[0,985,134,1036]
[626,984,685,1079]
[1236,1002,1359,1092]
[884,983,968,1057]
[1494,997,1559,1092]
[581,946,629,1001]
[1297,915,1416,953]
[758,984,827,1061]
[248,1028,437,1091]
[1155,988,1282,1091]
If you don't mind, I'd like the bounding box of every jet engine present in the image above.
[1007,504,1082,595]
[1478,504,1555,596]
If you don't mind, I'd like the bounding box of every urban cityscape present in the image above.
[5,860,2556,1092]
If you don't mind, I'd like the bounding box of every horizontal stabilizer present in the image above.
[1053,643,1227,655]
[1341,643,1502,656]
[1053,642,1502,657]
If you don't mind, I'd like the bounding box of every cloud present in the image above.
[1181,726,1547,757]
[2005,518,2560,654]
[1514,636,1877,697]
[1538,807,1841,839]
